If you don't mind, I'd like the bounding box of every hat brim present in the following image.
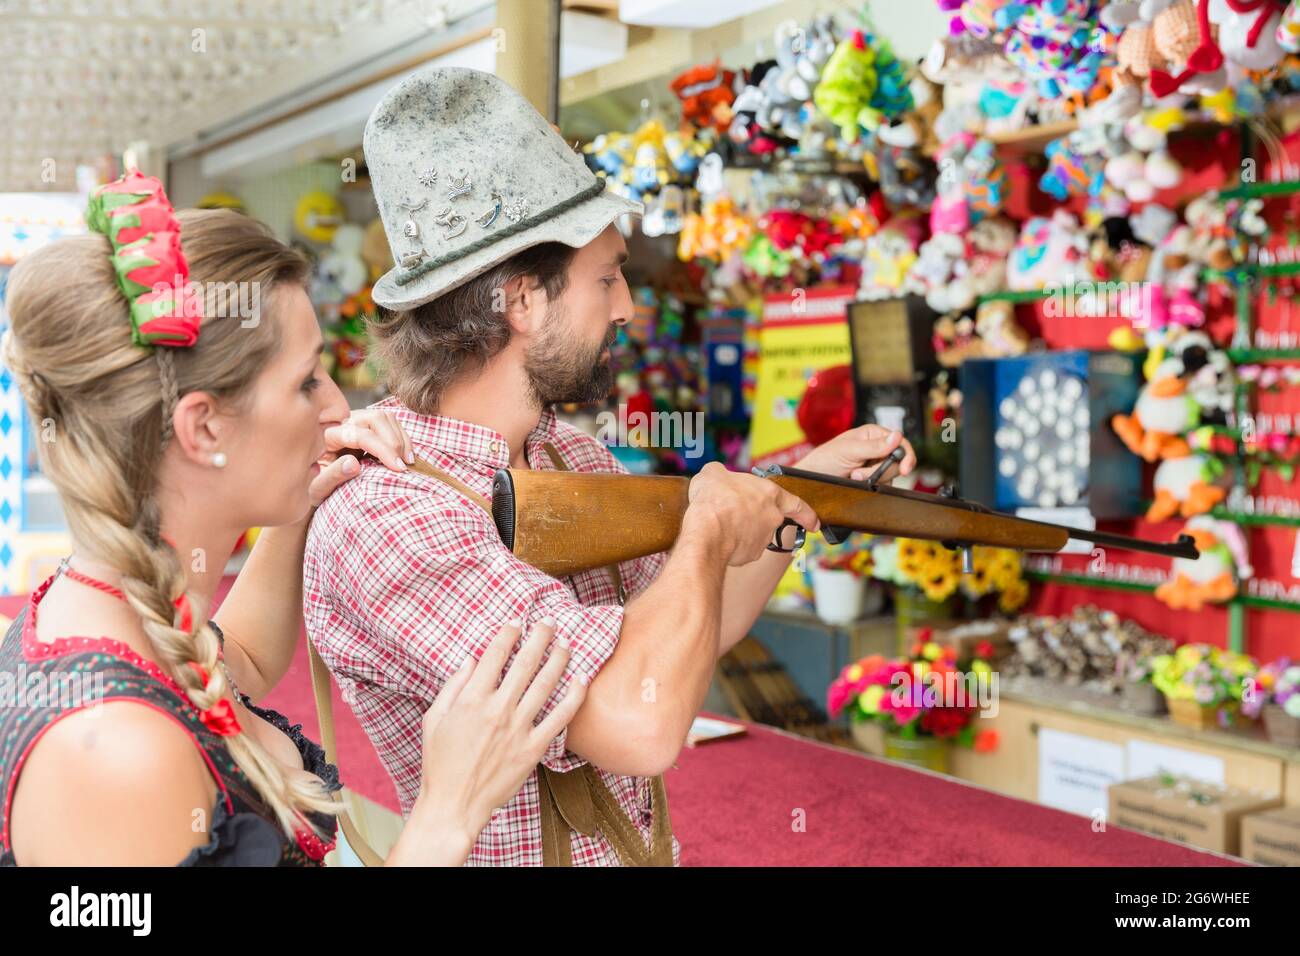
[372,190,642,311]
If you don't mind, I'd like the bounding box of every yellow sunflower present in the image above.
[998,577,1030,612]
[921,564,960,602]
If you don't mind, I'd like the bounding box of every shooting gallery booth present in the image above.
[3,0,1300,875]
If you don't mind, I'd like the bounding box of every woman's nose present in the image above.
[321,375,350,425]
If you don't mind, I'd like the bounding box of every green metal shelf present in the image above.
[1204,261,1300,284]
[1216,180,1300,201]
[1208,508,1300,527]
[1025,571,1158,594]
[1226,348,1300,362]
[976,288,1055,304]
[1027,572,1300,617]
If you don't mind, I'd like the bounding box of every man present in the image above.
[303,67,914,866]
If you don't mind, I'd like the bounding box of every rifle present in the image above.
[489,449,1198,578]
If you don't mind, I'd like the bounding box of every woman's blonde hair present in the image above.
[2,208,338,840]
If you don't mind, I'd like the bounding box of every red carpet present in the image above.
[1,587,1240,866]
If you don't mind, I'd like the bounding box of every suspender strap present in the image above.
[307,638,385,866]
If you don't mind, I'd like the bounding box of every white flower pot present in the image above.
[811,567,867,625]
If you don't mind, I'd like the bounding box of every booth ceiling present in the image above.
[0,0,480,192]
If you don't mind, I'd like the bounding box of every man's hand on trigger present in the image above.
[685,462,818,567]
[795,424,917,485]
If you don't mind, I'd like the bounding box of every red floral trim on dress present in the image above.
[21,573,192,702]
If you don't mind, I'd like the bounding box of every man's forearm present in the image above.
[717,548,795,653]
[566,515,726,774]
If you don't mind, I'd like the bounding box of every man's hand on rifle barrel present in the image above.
[795,423,917,484]
[685,462,819,567]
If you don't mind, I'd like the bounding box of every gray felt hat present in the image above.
[365,66,642,311]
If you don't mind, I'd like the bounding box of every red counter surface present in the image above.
[0,583,1244,867]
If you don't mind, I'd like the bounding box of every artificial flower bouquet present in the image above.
[826,641,998,752]
[1150,644,1258,730]
[871,537,1029,612]
[1115,646,1167,715]
[1242,658,1300,745]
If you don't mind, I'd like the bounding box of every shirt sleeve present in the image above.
[328,488,623,772]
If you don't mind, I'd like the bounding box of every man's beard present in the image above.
[523,308,616,406]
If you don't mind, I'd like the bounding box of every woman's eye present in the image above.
[602,275,618,288]
[302,374,322,393]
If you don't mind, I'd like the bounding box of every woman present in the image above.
[0,171,584,865]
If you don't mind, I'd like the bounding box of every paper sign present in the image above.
[749,286,855,469]
[1037,728,1127,817]
[1126,739,1225,786]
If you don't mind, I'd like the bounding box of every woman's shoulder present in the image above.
[8,699,221,865]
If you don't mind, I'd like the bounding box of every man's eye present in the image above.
[602,275,618,288]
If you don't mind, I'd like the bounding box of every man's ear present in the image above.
[500,274,548,337]
[169,392,223,467]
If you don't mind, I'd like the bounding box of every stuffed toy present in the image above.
[729,61,790,154]
[1002,0,1111,100]
[313,223,367,306]
[1184,194,1236,271]
[1145,0,1286,95]
[1008,210,1091,290]
[1156,516,1252,611]
[908,232,975,312]
[933,313,987,366]
[678,196,754,263]
[858,219,923,299]
[931,133,1007,234]
[968,215,1017,293]
[976,299,1031,356]
[1148,454,1229,519]
[1107,343,1206,463]
[874,124,939,209]
[671,60,741,133]
[1209,0,1286,71]
[1280,0,1300,50]
[813,30,880,142]
[1041,134,1106,201]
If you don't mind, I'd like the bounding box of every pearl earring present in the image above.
[212,452,227,468]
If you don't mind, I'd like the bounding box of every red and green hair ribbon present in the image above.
[85,169,202,348]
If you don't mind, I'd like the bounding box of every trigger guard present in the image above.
[767,518,807,553]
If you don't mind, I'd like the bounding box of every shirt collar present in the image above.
[373,396,560,469]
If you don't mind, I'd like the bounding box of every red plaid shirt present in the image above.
[302,397,676,866]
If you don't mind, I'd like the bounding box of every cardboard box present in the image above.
[1108,775,1282,856]
[1241,806,1300,867]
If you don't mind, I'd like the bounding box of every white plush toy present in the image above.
[316,223,368,304]
[1111,354,1198,461]
[1148,454,1228,521]
[1209,0,1286,72]
[1156,516,1252,611]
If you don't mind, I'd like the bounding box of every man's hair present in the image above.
[370,242,578,414]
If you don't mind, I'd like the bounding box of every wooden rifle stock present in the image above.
[490,465,1198,578]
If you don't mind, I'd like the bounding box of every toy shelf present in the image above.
[1215,180,1300,201]
[1226,348,1300,362]
[1208,508,1300,528]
